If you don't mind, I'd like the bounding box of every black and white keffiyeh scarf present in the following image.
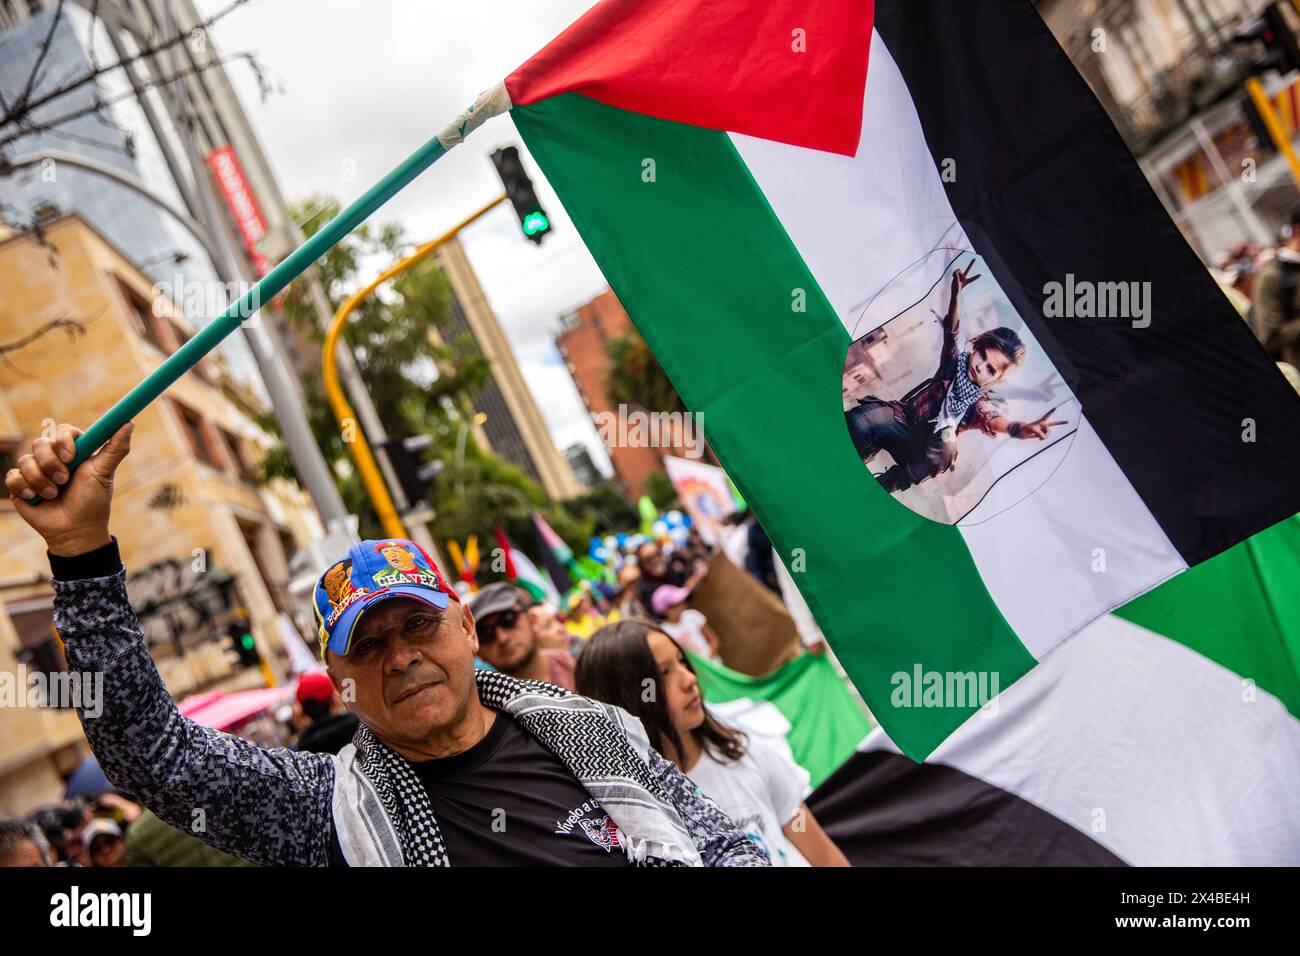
[935,348,985,433]
[349,670,699,866]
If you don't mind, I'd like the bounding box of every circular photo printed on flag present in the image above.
[842,245,1079,525]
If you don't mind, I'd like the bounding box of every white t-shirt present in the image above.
[686,734,812,867]
[659,609,713,659]
[721,523,750,569]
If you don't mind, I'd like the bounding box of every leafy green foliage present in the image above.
[643,471,679,511]
[603,328,684,414]
[255,195,616,556]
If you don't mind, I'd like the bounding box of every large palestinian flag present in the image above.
[806,515,1300,866]
[501,0,1300,758]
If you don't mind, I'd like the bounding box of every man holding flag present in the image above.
[6,0,1298,872]
[5,422,768,867]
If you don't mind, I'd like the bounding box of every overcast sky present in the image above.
[196,0,612,472]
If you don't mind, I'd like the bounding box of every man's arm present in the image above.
[646,749,770,867]
[6,421,335,867]
[53,541,336,866]
[937,261,979,374]
[971,400,1066,441]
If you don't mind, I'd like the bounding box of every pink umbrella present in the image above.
[178,690,224,717]
[180,686,293,731]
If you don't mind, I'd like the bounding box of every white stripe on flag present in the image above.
[728,29,1184,658]
[859,613,1300,866]
[511,548,560,605]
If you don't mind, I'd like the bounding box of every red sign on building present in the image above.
[206,144,271,276]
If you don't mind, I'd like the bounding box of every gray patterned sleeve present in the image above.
[53,571,336,867]
[646,748,771,867]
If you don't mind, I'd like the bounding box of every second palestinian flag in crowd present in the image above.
[493,525,560,604]
[503,0,1300,758]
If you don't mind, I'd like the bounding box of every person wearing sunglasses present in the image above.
[468,583,577,690]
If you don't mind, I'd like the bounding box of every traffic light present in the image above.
[224,616,260,669]
[490,146,552,244]
[380,434,444,509]
[1233,2,1300,75]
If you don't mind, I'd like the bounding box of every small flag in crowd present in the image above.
[493,524,560,604]
[531,511,576,595]
[445,536,479,592]
[503,0,1300,759]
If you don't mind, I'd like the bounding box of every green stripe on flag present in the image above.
[1116,514,1300,721]
[689,651,874,788]
[514,93,1035,759]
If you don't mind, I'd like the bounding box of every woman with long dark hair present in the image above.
[576,620,849,867]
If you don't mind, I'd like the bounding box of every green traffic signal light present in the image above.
[522,210,550,236]
[240,633,255,651]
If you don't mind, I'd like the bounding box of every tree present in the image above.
[603,330,685,414]
[259,196,599,557]
[564,482,641,533]
[604,328,720,468]
[643,472,679,512]
[259,196,476,534]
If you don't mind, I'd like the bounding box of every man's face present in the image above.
[324,563,347,592]
[381,546,416,570]
[327,597,479,751]
[322,563,352,606]
[475,602,537,674]
[0,840,47,867]
[637,543,666,577]
[967,345,1015,388]
[90,836,125,867]
[527,605,568,651]
[64,824,89,866]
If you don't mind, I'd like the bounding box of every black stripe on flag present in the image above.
[874,0,1300,565]
[806,750,1127,866]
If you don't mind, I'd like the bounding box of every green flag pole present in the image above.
[28,84,511,504]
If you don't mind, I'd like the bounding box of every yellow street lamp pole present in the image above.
[323,194,508,539]
[1246,75,1300,193]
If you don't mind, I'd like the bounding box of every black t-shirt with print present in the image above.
[330,711,630,866]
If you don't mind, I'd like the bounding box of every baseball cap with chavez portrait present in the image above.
[312,539,460,658]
